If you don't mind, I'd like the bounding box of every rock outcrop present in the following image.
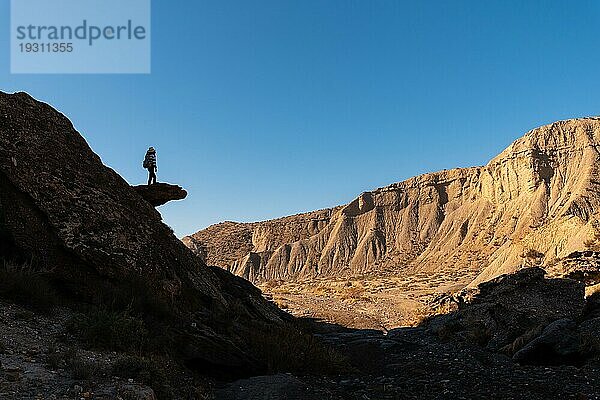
[0,91,285,377]
[424,268,585,351]
[182,208,340,282]
[185,118,600,287]
[133,183,187,207]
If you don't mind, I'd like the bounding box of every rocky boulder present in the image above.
[424,268,585,350]
[513,319,584,366]
[133,183,187,207]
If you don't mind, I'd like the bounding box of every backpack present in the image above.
[143,151,156,168]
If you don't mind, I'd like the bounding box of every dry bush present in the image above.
[111,355,173,399]
[63,349,102,380]
[66,308,148,353]
[274,298,289,309]
[0,261,59,313]
[263,279,283,289]
[340,286,366,301]
[465,320,492,346]
[500,323,545,355]
[522,248,544,260]
[579,332,600,358]
[246,324,350,376]
[406,307,436,326]
[435,319,464,341]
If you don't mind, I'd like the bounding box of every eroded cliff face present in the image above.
[185,118,600,286]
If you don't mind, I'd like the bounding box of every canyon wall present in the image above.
[184,118,600,286]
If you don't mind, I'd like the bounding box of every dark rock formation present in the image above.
[133,183,187,207]
[513,319,585,366]
[425,268,585,350]
[0,91,285,377]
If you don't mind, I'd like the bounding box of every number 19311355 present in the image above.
[19,43,73,53]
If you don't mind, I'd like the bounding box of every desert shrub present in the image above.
[63,349,101,380]
[522,249,544,260]
[408,307,437,327]
[274,298,289,309]
[46,351,63,370]
[465,321,492,346]
[0,261,58,312]
[111,355,172,399]
[89,275,172,321]
[501,324,545,355]
[263,279,283,289]
[246,324,350,375]
[69,357,100,380]
[579,333,600,358]
[67,308,148,352]
[340,287,366,301]
[434,319,464,341]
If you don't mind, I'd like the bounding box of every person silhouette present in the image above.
[143,147,157,185]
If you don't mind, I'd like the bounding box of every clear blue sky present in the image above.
[2,1,600,237]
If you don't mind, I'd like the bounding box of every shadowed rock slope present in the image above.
[0,91,286,377]
[185,118,600,287]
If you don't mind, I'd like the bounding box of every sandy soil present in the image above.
[260,268,477,330]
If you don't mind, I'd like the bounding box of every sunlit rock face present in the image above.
[186,118,600,287]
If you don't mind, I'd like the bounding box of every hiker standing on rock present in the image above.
[143,147,157,185]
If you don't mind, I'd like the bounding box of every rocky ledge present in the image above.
[133,183,187,207]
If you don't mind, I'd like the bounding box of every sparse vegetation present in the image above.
[579,332,600,357]
[44,346,183,398]
[274,298,289,309]
[340,286,367,301]
[44,348,103,380]
[0,261,58,312]
[68,354,101,380]
[465,320,492,346]
[522,248,544,260]
[111,355,172,399]
[88,275,173,321]
[66,308,148,353]
[263,279,283,289]
[246,324,350,375]
[502,324,546,355]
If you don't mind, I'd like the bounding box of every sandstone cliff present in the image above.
[185,118,600,287]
